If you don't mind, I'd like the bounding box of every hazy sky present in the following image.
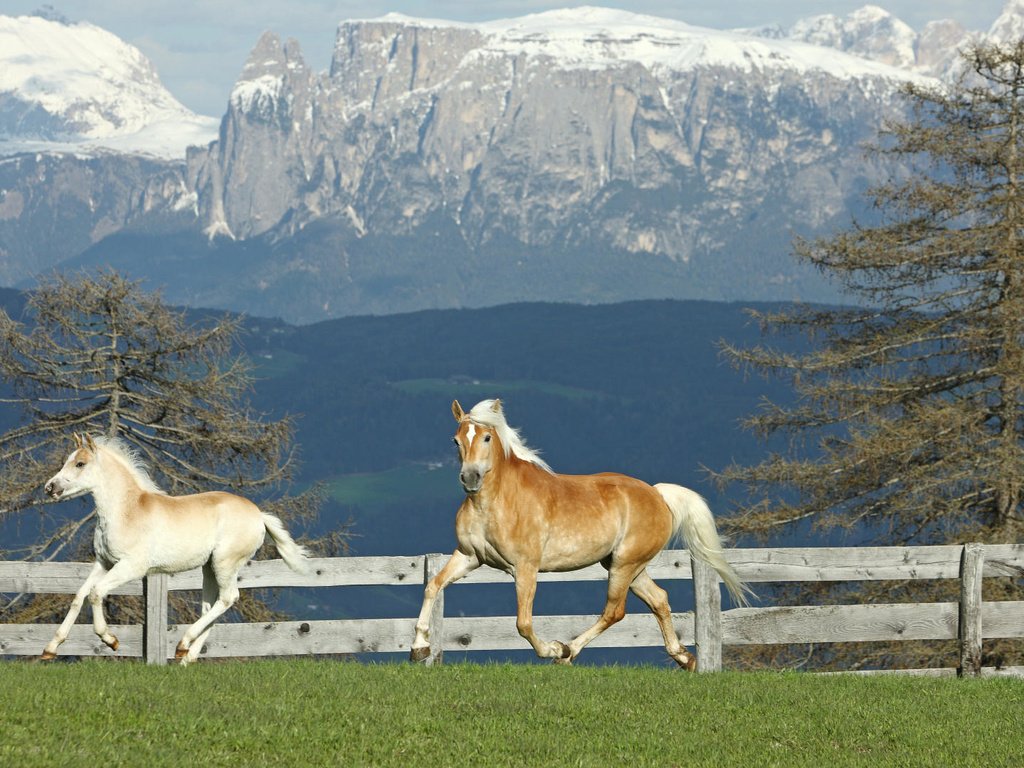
[4,1,1015,116]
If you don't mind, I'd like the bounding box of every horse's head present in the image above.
[45,433,101,500]
[451,399,504,494]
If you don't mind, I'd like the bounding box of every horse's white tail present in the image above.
[262,513,312,574]
[654,483,753,607]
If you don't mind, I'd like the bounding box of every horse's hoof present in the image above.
[676,653,697,672]
[174,643,189,659]
[409,646,431,663]
[553,656,573,666]
[40,650,57,661]
[551,641,572,664]
[104,636,119,652]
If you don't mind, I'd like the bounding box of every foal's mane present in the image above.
[93,436,165,494]
[467,399,553,473]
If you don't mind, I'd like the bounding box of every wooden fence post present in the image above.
[423,554,446,666]
[958,543,984,678]
[143,573,168,665]
[692,555,722,672]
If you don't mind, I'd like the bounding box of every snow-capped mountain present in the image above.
[1,4,1023,322]
[742,4,972,79]
[0,12,217,159]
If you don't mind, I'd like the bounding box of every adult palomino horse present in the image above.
[411,399,752,670]
[42,433,310,664]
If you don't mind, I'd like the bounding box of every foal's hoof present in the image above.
[103,636,119,652]
[174,643,189,660]
[39,650,57,661]
[409,646,431,663]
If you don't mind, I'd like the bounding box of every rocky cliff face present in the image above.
[170,9,924,319]
[3,6,1022,322]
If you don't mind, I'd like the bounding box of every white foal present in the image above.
[42,433,310,664]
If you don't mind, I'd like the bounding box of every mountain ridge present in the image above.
[0,4,1020,322]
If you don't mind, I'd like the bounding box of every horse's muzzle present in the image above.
[44,480,62,499]
[460,467,483,494]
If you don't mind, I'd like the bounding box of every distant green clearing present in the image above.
[250,348,307,378]
[325,462,459,507]
[390,377,609,401]
[1,661,1020,767]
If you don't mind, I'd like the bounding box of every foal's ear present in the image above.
[73,433,83,449]
[84,434,96,451]
[451,400,464,422]
[491,399,503,414]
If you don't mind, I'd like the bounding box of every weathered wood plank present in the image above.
[981,600,1024,639]
[0,562,142,595]
[438,612,695,653]
[722,602,960,645]
[143,573,169,666]
[724,546,965,582]
[981,544,1024,576]
[0,624,141,657]
[186,618,418,658]
[692,556,722,672]
[959,543,984,677]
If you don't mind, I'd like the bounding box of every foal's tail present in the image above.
[654,483,753,607]
[262,513,312,574]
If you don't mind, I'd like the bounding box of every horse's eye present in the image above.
[484,435,491,443]
[75,461,85,468]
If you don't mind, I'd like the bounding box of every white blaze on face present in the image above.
[466,424,476,445]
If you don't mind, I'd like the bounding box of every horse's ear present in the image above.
[84,434,96,451]
[452,400,464,422]
[491,399,503,414]
[73,433,83,448]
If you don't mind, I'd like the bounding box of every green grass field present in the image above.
[1,660,1020,767]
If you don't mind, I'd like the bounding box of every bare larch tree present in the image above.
[0,271,335,624]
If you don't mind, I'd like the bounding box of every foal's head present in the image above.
[45,433,102,500]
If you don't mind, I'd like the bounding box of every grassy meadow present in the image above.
[1,660,1021,767]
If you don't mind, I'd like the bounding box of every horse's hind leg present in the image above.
[176,560,243,665]
[176,563,218,663]
[630,568,696,671]
[561,561,640,664]
[41,561,107,659]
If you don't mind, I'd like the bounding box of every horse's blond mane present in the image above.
[467,399,553,473]
[93,436,165,494]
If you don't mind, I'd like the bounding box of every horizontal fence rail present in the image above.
[1,544,1022,676]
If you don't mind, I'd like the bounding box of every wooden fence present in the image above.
[1,543,1022,676]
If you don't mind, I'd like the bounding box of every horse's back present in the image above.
[510,466,673,568]
[138,490,266,570]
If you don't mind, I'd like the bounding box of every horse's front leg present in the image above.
[514,563,571,662]
[86,559,149,653]
[41,561,107,659]
[411,549,479,663]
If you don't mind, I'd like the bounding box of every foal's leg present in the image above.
[630,568,696,671]
[41,561,108,659]
[513,563,571,661]
[176,562,243,665]
[181,563,218,663]
[411,549,479,662]
[561,561,643,664]
[87,559,151,653]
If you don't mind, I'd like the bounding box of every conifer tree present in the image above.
[0,271,334,622]
[720,42,1024,547]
